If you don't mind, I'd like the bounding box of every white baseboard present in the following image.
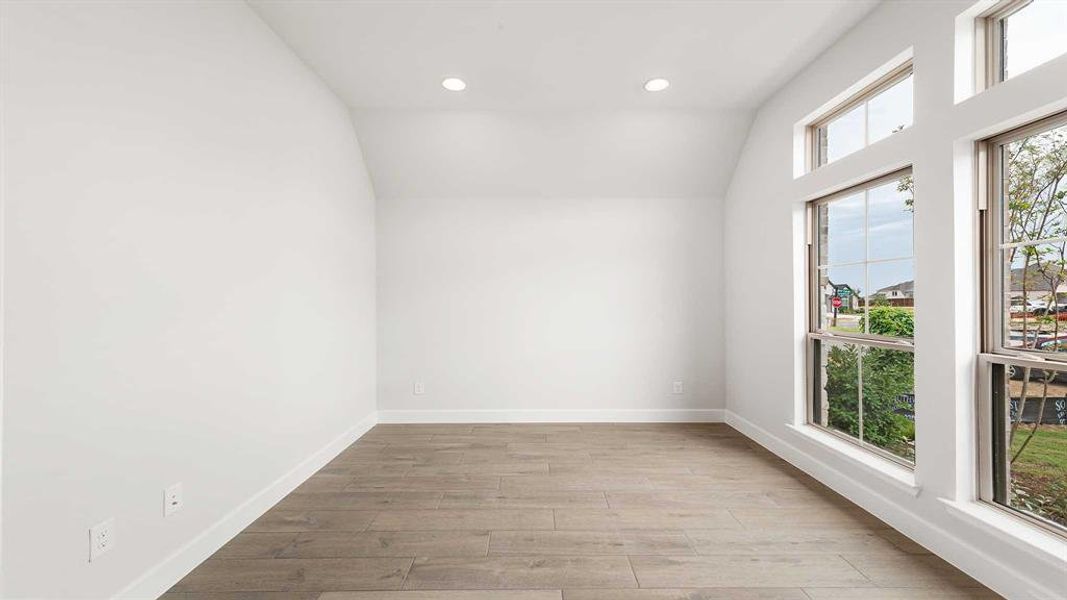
[724,409,1062,600]
[377,408,725,423]
[114,411,378,600]
[111,407,721,599]
[118,407,1051,600]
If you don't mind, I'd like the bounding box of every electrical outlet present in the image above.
[89,518,115,562]
[413,381,425,395]
[672,380,684,394]
[164,482,184,517]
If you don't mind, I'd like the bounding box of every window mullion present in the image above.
[857,347,865,444]
[864,189,871,335]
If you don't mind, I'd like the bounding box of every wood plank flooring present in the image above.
[165,423,1000,600]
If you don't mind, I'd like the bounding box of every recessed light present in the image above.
[644,78,670,92]
[442,77,467,92]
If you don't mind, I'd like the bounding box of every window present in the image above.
[980,111,1067,535]
[808,168,916,465]
[811,64,913,168]
[982,0,1067,86]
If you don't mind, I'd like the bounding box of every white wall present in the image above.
[0,2,377,597]
[723,1,1067,598]
[359,110,750,419]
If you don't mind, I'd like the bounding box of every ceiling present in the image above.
[249,0,880,110]
[350,109,752,198]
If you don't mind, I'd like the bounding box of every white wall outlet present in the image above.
[164,482,184,517]
[672,380,684,394]
[413,381,425,395]
[89,517,115,562]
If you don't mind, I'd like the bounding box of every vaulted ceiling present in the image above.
[248,1,880,197]
[250,0,878,110]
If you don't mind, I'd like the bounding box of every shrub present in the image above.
[860,306,914,337]
[826,307,914,456]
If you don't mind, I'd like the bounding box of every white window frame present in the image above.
[806,167,916,468]
[977,109,1067,538]
[808,62,914,170]
[975,0,1063,90]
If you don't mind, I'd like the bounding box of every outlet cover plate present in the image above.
[165,482,184,517]
[89,517,115,562]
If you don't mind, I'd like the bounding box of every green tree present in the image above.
[1005,126,1067,349]
[1003,124,1067,499]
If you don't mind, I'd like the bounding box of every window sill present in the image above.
[785,423,921,497]
[940,499,1067,567]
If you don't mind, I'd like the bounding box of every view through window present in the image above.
[984,114,1067,532]
[997,0,1067,81]
[809,169,916,464]
[814,66,913,167]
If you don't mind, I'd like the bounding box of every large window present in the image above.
[808,168,916,465]
[980,111,1067,534]
[811,64,913,168]
[982,0,1067,86]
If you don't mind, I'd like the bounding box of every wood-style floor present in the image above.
[165,423,999,600]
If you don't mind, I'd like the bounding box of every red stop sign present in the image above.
[831,296,843,308]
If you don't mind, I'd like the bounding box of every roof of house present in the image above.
[875,280,914,295]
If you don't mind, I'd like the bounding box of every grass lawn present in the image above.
[1010,425,1067,527]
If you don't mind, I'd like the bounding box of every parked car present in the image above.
[1037,336,1067,353]
[1010,299,1049,315]
[1032,303,1067,316]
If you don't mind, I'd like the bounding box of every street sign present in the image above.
[831,296,843,308]
[837,287,851,297]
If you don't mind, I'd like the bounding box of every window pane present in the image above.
[867,74,913,145]
[1001,122,1067,246]
[862,347,915,463]
[822,104,865,165]
[816,340,915,464]
[1004,243,1067,352]
[821,192,865,265]
[867,177,914,261]
[1002,0,1067,81]
[999,119,1067,354]
[820,264,865,334]
[996,363,1067,529]
[810,170,915,468]
[816,339,861,439]
[814,68,912,168]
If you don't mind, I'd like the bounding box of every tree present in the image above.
[1006,126,1067,349]
[1004,125,1067,463]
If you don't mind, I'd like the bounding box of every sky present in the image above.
[820,179,914,298]
[824,75,913,165]
[1004,0,1067,80]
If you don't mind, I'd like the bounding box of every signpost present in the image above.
[830,286,851,327]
